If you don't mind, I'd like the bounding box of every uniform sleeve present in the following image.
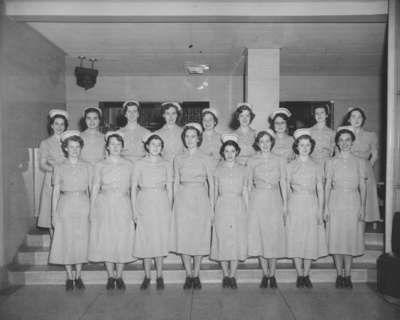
[52,164,61,186]
[370,132,378,154]
[38,140,49,162]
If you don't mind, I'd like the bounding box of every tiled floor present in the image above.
[0,283,399,320]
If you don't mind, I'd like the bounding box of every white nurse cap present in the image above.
[270,107,292,119]
[201,108,219,118]
[161,101,182,112]
[293,128,311,140]
[184,122,203,133]
[221,133,239,143]
[105,131,124,141]
[83,106,102,116]
[122,100,140,108]
[60,130,80,142]
[49,109,69,119]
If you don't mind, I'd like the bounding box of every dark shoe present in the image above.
[222,276,230,288]
[140,277,151,290]
[296,276,304,288]
[75,277,85,290]
[192,277,202,290]
[230,277,237,289]
[65,279,74,291]
[106,277,115,290]
[343,276,353,289]
[303,276,313,288]
[183,276,193,290]
[335,275,344,289]
[259,275,268,289]
[156,277,165,290]
[269,276,278,289]
[115,277,126,290]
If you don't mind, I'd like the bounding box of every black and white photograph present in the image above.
[0,0,399,319]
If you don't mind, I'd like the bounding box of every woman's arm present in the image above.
[359,161,367,221]
[316,181,324,225]
[39,142,54,172]
[279,159,288,224]
[130,164,140,223]
[51,165,61,228]
[89,163,101,221]
[324,160,333,222]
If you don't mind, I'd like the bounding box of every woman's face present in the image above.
[258,134,272,152]
[298,138,312,156]
[202,113,216,131]
[349,110,363,128]
[66,140,81,159]
[107,137,123,156]
[314,107,328,124]
[125,105,139,123]
[184,128,199,150]
[85,111,100,130]
[273,115,287,134]
[238,109,251,127]
[223,145,237,163]
[163,107,178,125]
[148,138,162,157]
[338,132,353,152]
[51,117,66,135]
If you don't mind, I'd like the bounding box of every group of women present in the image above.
[37,100,380,291]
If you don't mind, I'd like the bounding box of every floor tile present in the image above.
[190,284,295,320]
[280,283,400,320]
[0,285,102,320]
[80,284,192,320]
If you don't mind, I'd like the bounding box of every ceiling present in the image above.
[26,21,387,76]
[5,0,387,76]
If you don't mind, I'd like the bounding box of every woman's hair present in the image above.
[202,110,218,127]
[79,107,103,131]
[181,126,203,148]
[311,104,331,126]
[335,129,356,150]
[269,113,289,133]
[229,105,256,130]
[253,130,276,151]
[161,103,182,126]
[48,114,68,135]
[219,140,241,159]
[61,135,84,157]
[105,133,125,154]
[143,134,165,153]
[342,107,367,127]
[117,102,142,127]
[292,135,316,155]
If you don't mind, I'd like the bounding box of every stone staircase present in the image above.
[8,226,383,285]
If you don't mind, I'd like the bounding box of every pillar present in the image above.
[245,48,280,131]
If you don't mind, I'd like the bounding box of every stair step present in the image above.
[7,263,377,285]
[25,231,384,249]
[16,243,381,266]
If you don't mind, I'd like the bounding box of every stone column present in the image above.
[385,0,400,253]
[245,49,280,131]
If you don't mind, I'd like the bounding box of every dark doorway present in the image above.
[280,101,334,134]
[99,101,210,132]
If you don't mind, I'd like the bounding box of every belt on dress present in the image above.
[139,186,166,191]
[180,182,205,187]
[100,188,130,196]
[254,184,279,190]
[219,192,242,197]
[60,190,87,196]
[332,186,358,192]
